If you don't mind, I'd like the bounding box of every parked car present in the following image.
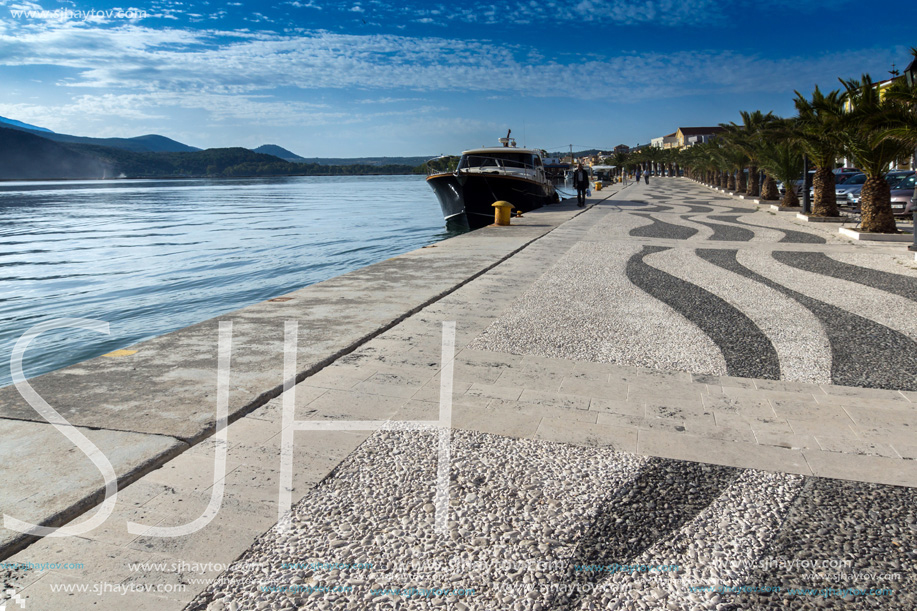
[777,170,815,196]
[835,171,862,185]
[847,171,915,211]
[836,173,867,205]
[890,173,915,218]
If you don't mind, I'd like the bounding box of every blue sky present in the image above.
[0,0,914,156]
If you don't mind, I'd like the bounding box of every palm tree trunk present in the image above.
[727,171,736,191]
[782,186,800,207]
[737,169,747,193]
[812,168,839,216]
[746,165,759,196]
[859,176,897,232]
[761,175,779,200]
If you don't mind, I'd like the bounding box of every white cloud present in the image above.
[0,18,905,131]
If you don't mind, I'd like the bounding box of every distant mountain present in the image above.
[252,145,432,167]
[252,144,305,162]
[299,155,432,167]
[0,128,418,180]
[0,126,112,179]
[547,149,607,158]
[0,115,53,133]
[0,120,199,153]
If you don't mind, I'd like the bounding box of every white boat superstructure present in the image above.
[455,147,548,183]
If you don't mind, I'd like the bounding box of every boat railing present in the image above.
[423,155,460,176]
[455,154,544,180]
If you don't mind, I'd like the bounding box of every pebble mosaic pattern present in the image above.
[187,429,917,611]
[473,180,917,391]
[627,246,780,380]
[772,251,917,301]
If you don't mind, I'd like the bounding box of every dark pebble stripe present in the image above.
[637,204,676,213]
[772,252,917,302]
[697,249,917,391]
[627,246,780,379]
[554,458,741,610]
[708,215,826,244]
[683,216,755,241]
[704,203,760,214]
[629,214,698,240]
[683,204,715,213]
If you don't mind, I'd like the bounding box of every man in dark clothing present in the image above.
[572,163,589,207]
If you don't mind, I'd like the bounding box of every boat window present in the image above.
[460,155,500,169]
[458,152,538,170]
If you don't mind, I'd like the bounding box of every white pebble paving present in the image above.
[737,250,917,340]
[469,239,728,375]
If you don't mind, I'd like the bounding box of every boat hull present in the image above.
[427,172,556,229]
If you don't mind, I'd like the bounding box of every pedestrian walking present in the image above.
[644,170,650,184]
[635,168,642,183]
[572,163,589,207]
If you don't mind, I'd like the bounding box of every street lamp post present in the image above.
[905,64,916,251]
[802,155,811,214]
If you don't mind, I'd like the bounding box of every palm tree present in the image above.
[609,151,629,181]
[718,125,753,193]
[838,74,917,232]
[880,48,917,166]
[757,120,804,207]
[719,141,748,193]
[758,119,785,200]
[657,148,674,177]
[724,110,779,197]
[793,86,846,216]
[641,146,660,176]
[686,142,719,185]
[760,174,780,200]
[668,148,683,177]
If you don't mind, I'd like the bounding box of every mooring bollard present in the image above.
[492,201,514,226]
[594,181,603,191]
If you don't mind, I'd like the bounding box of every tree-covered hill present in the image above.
[0,127,111,179]
[0,128,417,179]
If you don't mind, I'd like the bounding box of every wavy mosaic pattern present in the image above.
[187,429,917,611]
[472,182,917,390]
[627,245,780,380]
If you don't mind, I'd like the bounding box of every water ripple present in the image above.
[0,175,459,388]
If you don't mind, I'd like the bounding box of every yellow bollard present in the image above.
[594,181,603,191]
[492,201,514,226]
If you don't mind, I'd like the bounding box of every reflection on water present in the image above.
[0,175,463,387]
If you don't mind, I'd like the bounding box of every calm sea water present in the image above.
[0,175,459,388]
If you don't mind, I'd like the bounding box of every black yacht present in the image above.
[426,132,558,229]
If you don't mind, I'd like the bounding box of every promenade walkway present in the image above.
[3,178,916,610]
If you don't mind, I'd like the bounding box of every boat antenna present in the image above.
[504,129,511,147]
